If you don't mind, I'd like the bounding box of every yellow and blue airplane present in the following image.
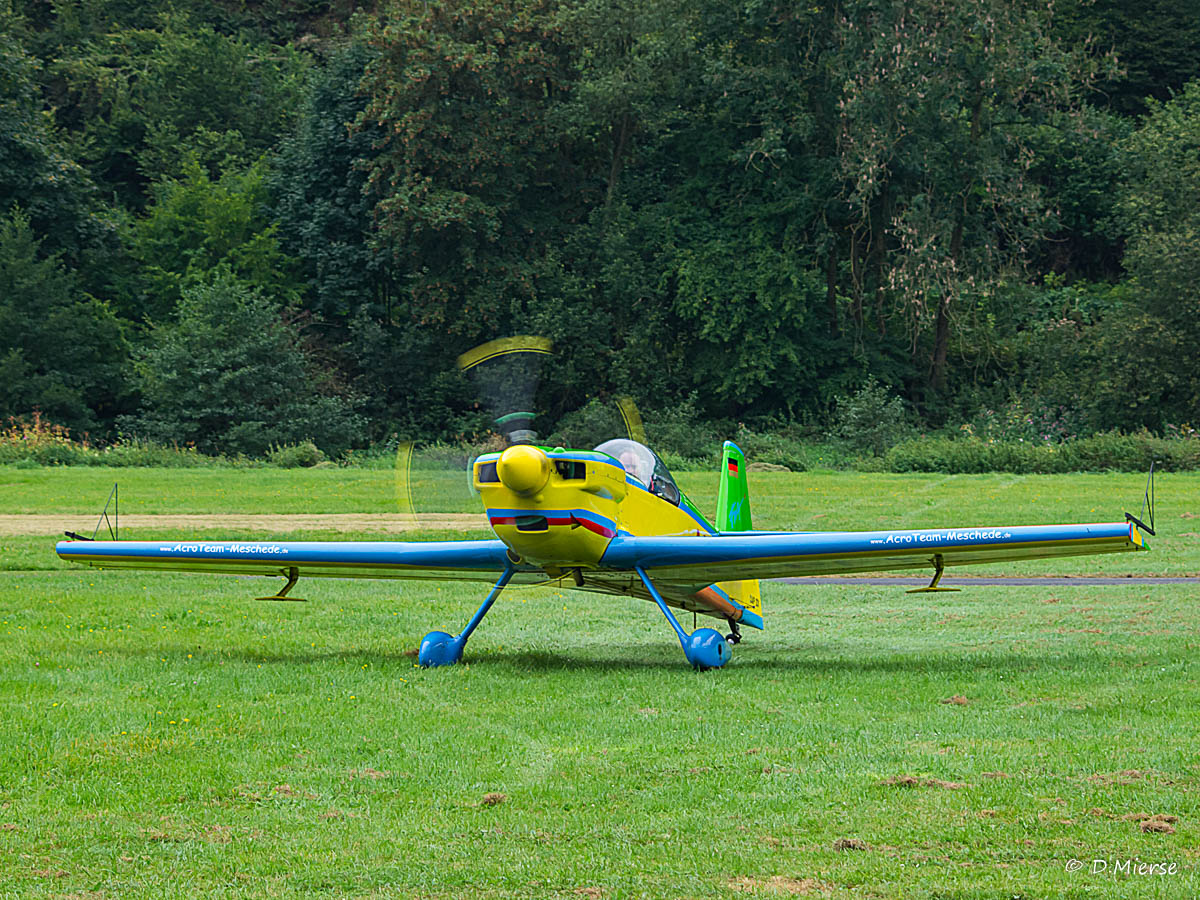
[56,437,1149,668]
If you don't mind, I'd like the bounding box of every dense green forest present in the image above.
[3,0,1200,458]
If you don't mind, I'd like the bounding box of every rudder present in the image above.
[715,441,762,619]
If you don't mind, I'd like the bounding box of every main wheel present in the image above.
[684,628,731,669]
[418,631,463,667]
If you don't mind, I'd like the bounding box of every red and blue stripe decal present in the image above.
[487,508,618,539]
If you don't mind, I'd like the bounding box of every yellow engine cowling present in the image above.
[475,447,626,568]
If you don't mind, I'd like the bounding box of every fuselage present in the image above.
[474,445,713,570]
[473,442,761,628]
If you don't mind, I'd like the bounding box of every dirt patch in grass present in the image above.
[350,767,391,780]
[574,888,605,899]
[481,792,507,807]
[982,771,1009,779]
[880,775,966,789]
[1123,813,1178,833]
[940,695,970,706]
[833,838,870,851]
[0,823,17,831]
[272,783,317,799]
[1141,820,1177,834]
[728,876,830,895]
[144,828,185,843]
[1088,770,1145,785]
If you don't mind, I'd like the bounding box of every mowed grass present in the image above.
[0,465,1183,522]
[1,574,1197,898]
[4,464,1199,574]
[2,466,1198,897]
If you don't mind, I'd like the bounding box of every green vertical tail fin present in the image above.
[716,441,751,532]
[714,440,762,624]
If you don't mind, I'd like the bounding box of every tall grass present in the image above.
[0,414,224,468]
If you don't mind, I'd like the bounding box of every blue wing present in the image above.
[598,521,1146,588]
[55,538,546,585]
[56,522,1146,629]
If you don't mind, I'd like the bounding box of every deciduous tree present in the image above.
[129,271,363,456]
[0,208,129,433]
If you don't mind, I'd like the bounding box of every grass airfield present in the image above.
[1,466,1197,897]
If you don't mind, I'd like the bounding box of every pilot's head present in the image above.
[619,450,647,484]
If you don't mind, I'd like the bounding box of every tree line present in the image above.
[3,0,1200,456]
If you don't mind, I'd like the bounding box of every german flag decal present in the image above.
[727,459,739,476]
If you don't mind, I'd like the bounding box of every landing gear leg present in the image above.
[726,620,742,645]
[634,566,731,669]
[418,565,515,667]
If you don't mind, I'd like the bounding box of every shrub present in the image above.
[883,431,1199,474]
[129,272,364,457]
[968,396,1089,444]
[829,379,914,456]
[642,395,725,463]
[268,441,325,468]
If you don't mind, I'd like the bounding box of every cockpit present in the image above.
[593,438,681,506]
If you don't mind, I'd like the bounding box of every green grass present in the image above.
[0,465,1184,521]
[3,468,1198,897]
[1,573,1196,897]
[5,465,1198,573]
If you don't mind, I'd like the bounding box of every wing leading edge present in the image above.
[599,522,1146,590]
[55,538,546,585]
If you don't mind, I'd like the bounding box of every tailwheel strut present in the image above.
[726,619,742,645]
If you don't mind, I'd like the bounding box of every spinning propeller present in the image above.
[394,336,648,536]
[394,336,551,534]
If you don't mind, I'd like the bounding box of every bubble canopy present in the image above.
[593,438,680,506]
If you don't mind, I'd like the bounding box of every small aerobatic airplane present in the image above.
[56,438,1152,668]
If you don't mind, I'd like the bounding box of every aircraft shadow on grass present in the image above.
[109,641,1156,678]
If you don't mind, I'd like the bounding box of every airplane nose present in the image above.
[497,445,551,496]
